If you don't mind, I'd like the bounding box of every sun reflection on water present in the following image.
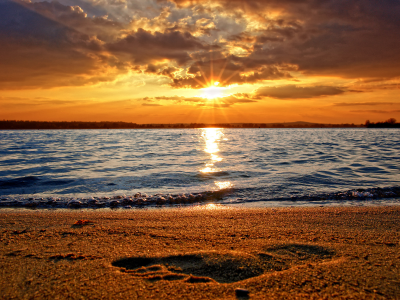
[203,128,223,155]
[191,203,231,210]
[200,128,232,190]
[200,128,223,173]
[214,181,233,189]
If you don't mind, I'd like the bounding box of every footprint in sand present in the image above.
[112,243,335,283]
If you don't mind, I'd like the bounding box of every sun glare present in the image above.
[200,82,226,99]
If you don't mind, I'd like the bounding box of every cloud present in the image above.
[169,0,400,79]
[141,93,257,107]
[161,0,400,86]
[350,80,400,91]
[142,95,203,103]
[351,110,400,114]
[169,54,292,89]
[0,0,120,89]
[217,94,257,106]
[0,96,91,110]
[142,103,164,106]
[245,1,400,79]
[333,102,395,107]
[21,0,122,37]
[255,85,346,99]
[107,28,206,65]
[0,0,212,89]
[2,0,400,91]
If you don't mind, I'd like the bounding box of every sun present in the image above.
[200,82,227,99]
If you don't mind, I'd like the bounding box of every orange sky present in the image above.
[1,0,399,124]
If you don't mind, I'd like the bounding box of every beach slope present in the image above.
[0,206,399,299]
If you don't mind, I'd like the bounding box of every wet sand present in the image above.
[0,206,399,299]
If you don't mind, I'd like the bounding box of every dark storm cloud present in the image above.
[255,85,345,99]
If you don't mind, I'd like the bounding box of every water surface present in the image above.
[0,128,399,207]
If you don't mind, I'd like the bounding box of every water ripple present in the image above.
[0,128,399,207]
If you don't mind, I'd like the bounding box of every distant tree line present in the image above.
[0,120,363,130]
[365,118,400,128]
[0,120,140,130]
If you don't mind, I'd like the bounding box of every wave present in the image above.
[0,185,399,209]
[0,176,39,189]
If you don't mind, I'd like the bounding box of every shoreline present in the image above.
[1,185,399,210]
[1,196,400,213]
[1,206,399,299]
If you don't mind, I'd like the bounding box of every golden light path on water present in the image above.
[191,203,232,210]
[200,128,233,191]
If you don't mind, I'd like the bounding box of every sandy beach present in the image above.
[0,205,399,299]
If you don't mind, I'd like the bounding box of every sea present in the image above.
[0,128,399,209]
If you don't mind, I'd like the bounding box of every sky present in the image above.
[0,0,399,124]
